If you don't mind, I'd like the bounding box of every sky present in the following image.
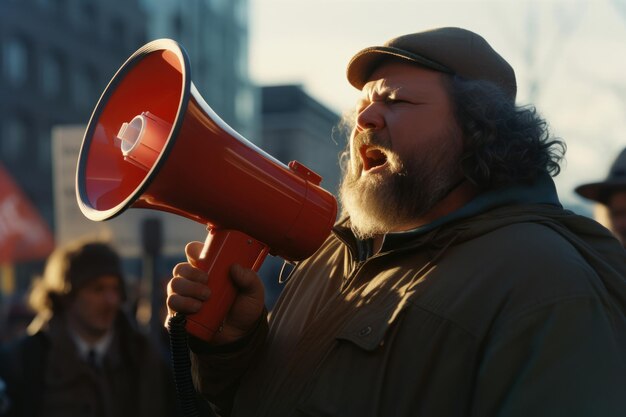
[248,0,626,209]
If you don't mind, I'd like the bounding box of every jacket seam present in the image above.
[406,300,481,340]
[489,293,600,333]
[407,293,598,343]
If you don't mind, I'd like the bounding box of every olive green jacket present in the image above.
[191,177,626,417]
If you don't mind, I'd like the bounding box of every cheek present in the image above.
[84,293,113,309]
[108,292,122,307]
[68,297,93,320]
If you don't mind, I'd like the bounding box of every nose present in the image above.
[104,288,121,306]
[356,103,385,132]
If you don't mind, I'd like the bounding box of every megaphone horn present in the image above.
[76,39,337,342]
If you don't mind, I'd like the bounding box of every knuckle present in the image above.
[167,294,202,314]
[169,276,185,292]
[172,262,189,277]
[166,295,179,312]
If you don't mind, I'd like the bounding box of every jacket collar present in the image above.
[386,173,561,241]
[334,174,562,255]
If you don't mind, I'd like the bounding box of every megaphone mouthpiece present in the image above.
[116,111,171,171]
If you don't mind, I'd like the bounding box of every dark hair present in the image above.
[447,76,566,189]
[28,239,126,317]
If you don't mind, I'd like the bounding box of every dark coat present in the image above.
[0,312,177,417]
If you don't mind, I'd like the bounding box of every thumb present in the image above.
[184,241,205,269]
[229,264,264,297]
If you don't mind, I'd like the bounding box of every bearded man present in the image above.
[166,27,626,417]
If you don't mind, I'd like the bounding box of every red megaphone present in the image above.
[76,39,337,342]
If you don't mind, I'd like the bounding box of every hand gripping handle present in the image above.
[185,228,269,342]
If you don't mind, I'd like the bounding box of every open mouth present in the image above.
[359,145,388,172]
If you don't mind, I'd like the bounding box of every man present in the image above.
[0,239,176,417]
[575,148,626,247]
[167,27,626,416]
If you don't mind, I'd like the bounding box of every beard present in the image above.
[339,129,463,239]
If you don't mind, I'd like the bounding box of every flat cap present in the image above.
[347,27,517,102]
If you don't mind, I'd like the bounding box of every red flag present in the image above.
[0,163,54,263]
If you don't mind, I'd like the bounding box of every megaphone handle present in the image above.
[185,228,269,342]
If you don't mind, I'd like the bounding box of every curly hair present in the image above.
[447,76,566,189]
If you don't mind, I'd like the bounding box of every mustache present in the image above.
[352,130,391,152]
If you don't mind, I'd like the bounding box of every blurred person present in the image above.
[0,239,177,417]
[575,147,626,247]
[167,27,626,416]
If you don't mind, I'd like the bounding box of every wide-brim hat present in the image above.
[575,148,626,203]
[346,27,517,102]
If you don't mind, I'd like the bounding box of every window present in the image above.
[80,0,96,24]
[35,0,52,10]
[3,38,29,85]
[171,12,183,38]
[209,0,227,13]
[235,0,248,26]
[1,117,28,161]
[37,129,51,168]
[109,17,125,46]
[71,65,96,108]
[235,87,255,125]
[40,52,63,97]
[237,39,248,79]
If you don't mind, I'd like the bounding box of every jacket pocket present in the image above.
[335,299,404,351]
[295,300,410,417]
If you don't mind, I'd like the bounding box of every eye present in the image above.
[385,97,408,105]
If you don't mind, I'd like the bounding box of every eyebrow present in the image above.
[359,85,402,104]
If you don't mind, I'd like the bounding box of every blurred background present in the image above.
[1,0,625,345]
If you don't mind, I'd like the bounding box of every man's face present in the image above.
[340,60,464,238]
[67,275,122,339]
[607,191,626,247]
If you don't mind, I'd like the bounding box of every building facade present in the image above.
[0,0,148,229]
[0,0,256,228]
[260,84,342,196]
[144,0,257,140]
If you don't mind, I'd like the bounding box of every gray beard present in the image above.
[339,133,462,239]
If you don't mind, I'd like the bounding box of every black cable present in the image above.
[168,313,216,417]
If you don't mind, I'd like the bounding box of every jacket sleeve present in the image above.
[470,296,626,417]
[188,310,269,416]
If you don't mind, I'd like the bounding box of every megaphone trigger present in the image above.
[288,160,322,186]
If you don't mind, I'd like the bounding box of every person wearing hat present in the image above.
[0,239,177,417]
[575,148,626,247]
[166,27,626,416]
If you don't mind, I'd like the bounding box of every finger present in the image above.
[184,241,205,268]
[166,293,203,315]
[172,262,208,284]
[168,276,211,301]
